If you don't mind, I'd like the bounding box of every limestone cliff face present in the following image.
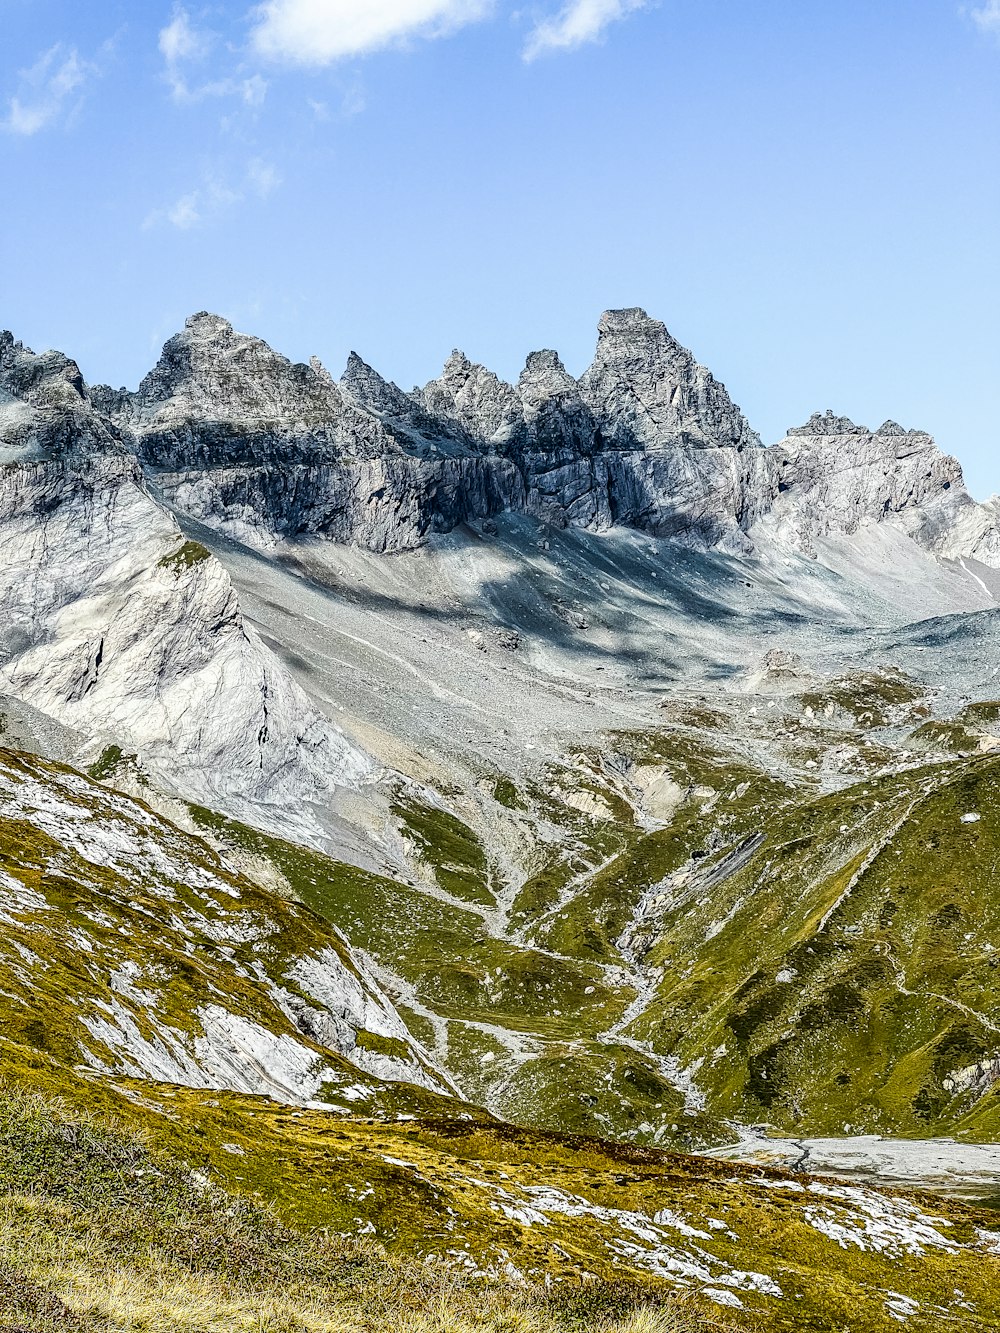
[759,411,1000,565]
[577,308,770,549]
[98,307,769,554]
[0,330,372,833]
[26,306,1000,572]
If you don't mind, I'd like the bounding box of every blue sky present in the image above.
[2,0,999,494]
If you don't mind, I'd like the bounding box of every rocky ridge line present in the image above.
[80,308,1000,568]
[92,307,771,554]
[0,329,374,842]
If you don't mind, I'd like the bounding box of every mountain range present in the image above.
[4,307,1000,1329]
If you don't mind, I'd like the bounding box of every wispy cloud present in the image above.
[249,0,494,64]
[245,157,282,196]
[159,6,268,105]
[159,8,213,70]
[970,0,1000,33]
[144,156,282,230]
[523,0,648,60]
[2,43,102,135]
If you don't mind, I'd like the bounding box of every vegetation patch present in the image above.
[910,720,977,755]
[800,669,924,728]
[391,796,498,907]
[634,755,1000,1140]
[85,744,125,781]
[157,539,212,571]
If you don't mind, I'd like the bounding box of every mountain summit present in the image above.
[5,306,1000,1327]
[82,308,1000,569]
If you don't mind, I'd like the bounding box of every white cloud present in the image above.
[145,158,281,231]
[340,79,367,117]
[307,84,366,121]
[250,0,493,64]
[159,8,212,66]
[246,156,282,196]
[166,192,204,229]
[159,7,268,105]
[2,44,100,135]
[523,0,648,60]
[971,0,1000,33]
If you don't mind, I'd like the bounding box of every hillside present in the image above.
[4,307,1000,1328]
[3,748,1000,1330]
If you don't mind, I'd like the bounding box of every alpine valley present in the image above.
[4,307,1000,1332]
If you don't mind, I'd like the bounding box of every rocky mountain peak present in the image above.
[129,313,345,429]
[309,355,337,387]
[0,331,88,410]
[184,311,235,336]
[421,350,522,447]
[0,329,117,466]
[441,349,474,379]
[588,307,701,378]
[516,347,597,455]
[518,348,579,402]
[339,352,434,440]
[522,348,567,378]
[762,410,991,563]
[595,306,662,338]
[581,308,760,455]
[35,303,998,570]
[788,411,868,437]
[342,351,411,414]
[784,412,937,457]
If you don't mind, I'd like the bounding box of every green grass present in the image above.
[157,540,212,571]
[392,796,496,907]
[633,754,1000,1138]
[518,729,789,964]
[0,1088,718,1333]
[2,1085,1000,1331]
[0,747,447,1115]
[86,744,125,781]
[186,801,684,1143]
[961,701,1000,727]
[910,720,977,755]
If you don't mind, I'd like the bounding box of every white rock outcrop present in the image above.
[0,331,372,836]
[758,411,1000,565]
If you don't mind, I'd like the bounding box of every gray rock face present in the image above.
[0,331,88,412]
[578,309,771,549]
[30,306,1000,572]
[419,349,525,447]
[580,308,759,454]
[127,311,346,434]
[0,332,122,464]
[0,329,372,840]
[760,413,1000,565]
[95,307,772,554]
[788,410,870,438]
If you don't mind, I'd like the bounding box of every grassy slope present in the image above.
[0,747,447,1111]
[3,1082,1000,1331]
[187,688,1000,1148]
[0,1090,706,1333]
[188,800,714,1147]
[5,743,1000,1327]
[0,749,717,1328]
[635,754,1000,1138]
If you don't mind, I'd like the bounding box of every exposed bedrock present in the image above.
[0,327,372,836]
[82,307,1000,567]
